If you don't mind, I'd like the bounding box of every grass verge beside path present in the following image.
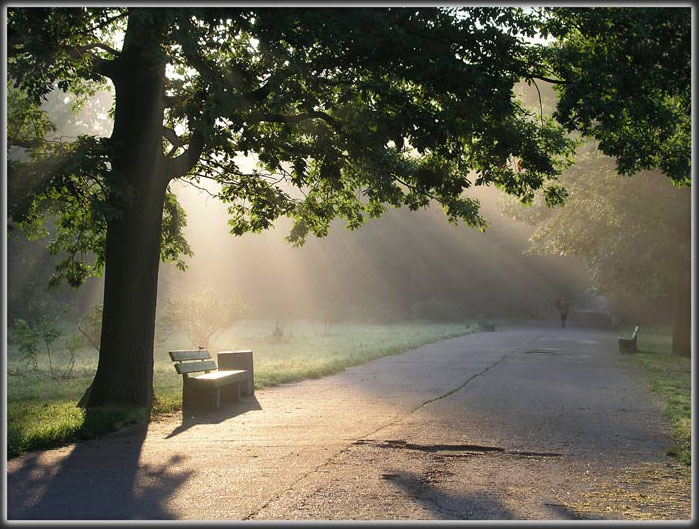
[8,319,497,458]
[630,325,691,466]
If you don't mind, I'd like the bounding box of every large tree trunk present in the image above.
[85,11,169,408]
[671,189,692,358]
[672,264,691,357]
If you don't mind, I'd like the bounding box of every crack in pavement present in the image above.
[411,352,512,412]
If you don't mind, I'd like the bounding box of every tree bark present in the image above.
[85,10,169,408]
[672,264,691,357]
[671,189,692,358]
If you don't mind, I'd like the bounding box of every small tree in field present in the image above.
[160,287,248,349]
[11,312,64,377]
[78,303,103,352]
[11,319,41,371]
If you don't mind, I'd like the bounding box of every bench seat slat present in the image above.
[190,369,249,388]
[170,350,211,362]
[174,360,217,375]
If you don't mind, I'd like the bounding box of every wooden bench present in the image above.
[170,349,250,410]
[618,326,639,354]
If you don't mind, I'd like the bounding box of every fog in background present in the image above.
[158,178,592,323]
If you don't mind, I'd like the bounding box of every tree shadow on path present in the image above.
[389,470,584,520]
[8,412,191,520]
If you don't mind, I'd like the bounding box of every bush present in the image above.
[159,287,248,349]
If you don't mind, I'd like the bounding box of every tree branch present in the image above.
[161,127,206,181]
[176,18,299,108]
[394,176,440,203]
[64,45,119,78]
[8,138,45,149]
[162,126,186,148]
[531,78,545,126]
[527,74,567,85]
[163,94,185,107]
[242,68,300,105]
[72,42,121,57]
[176,176,218,198]
[177,18,251,93]
[250,110,343,131]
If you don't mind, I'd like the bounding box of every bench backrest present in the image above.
[169,349,217,375]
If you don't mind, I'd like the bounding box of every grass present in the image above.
[7,318,488,458]
[628,325,691,466]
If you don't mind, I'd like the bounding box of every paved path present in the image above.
[6,322,687,520]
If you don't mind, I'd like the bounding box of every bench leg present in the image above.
[182,379,196,412]
[211,387,221,409]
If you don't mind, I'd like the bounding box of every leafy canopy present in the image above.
[8,7,579,287]
[537,7,691,185]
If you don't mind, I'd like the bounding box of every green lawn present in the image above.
[7,319,486,458]
[630,325,691,466]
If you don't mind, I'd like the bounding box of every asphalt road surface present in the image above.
[6,322,689,521]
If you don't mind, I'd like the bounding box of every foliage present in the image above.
[632,326,691,465]
[11,312,64,377]
[37,314,63,377]
[502,82,690,315]
[538,7,691,185]
[10,307,91,379]
[7,7,579,288]
[502,145,689,308]
[10,138,193,287]
[6,84,56,151]
[159,287,248,349]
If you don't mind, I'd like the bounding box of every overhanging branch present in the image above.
[71,42,121,57]
[162,126,186,148]
[525,74,567,85]
[250,110,343,132]
[161,127,206,181]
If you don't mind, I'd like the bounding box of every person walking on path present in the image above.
[556,296,570,328]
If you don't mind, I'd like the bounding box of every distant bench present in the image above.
[477,317,496,332]
[170,349,253,410]
[618,326,639,354]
